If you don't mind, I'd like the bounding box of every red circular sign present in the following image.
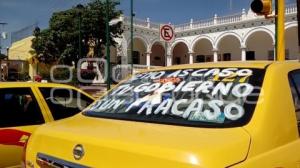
[160,25,174,42]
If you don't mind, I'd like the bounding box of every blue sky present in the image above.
[0,0,297,52]
[120,0,253,24]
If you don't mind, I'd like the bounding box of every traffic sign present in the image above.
[160,24,175,42]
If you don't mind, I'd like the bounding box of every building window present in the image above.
[206,55,213,62]
[223,53,231,61]
[246,51,255,60]
[285,49,290,60]
[268,49,289,60]
[218,54,222,61]
[154,56,161,61]
[175,57,181,64]
[132,51,140,64]
[268,50,274,60]
[196,55,205,63]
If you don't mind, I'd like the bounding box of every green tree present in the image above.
[32,0,123,65]
[0,53,7,59]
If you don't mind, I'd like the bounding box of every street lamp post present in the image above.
[130,0,134,75]
[0,22,7,82]
[76,4,84,60]
[79,16,82,60]
[0,22,8,55]
[6,47,9,58]
[106,0,111,90]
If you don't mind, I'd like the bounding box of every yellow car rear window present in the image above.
[85,68,265,127]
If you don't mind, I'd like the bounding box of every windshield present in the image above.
[84,68,265,127]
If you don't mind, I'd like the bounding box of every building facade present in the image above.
[111,3,298,69]
[6,3,299,81]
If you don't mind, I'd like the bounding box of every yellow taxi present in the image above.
[0,82,95,168]
[25,61,300,168]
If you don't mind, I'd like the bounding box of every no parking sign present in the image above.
[160,24,175,42]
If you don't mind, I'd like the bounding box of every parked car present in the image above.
[0,82,95,167]
[25,61,300,168]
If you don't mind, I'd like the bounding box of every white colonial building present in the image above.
[110,3,299,69]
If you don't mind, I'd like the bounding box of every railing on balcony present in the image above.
[193,18,214,29]
[124,16,148,27]
[149,22,160,30]
[123,3,297,33]
[174,23,190,32]
[217,13,242,25]
[123,16,161,30]
[286,3,297,15]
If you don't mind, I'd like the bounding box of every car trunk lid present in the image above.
[29,115,251,168]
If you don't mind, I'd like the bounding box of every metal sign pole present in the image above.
[0,36,1,56]
[0,22,7,56]
[165,42,168,66]
[297,0,300,58]
[275,0,278,60]
[160,24,174,66]
[105,0,111,90]
[130,0,134,75]
[276,0,286,61]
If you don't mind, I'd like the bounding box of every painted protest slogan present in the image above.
[88,68,258,124]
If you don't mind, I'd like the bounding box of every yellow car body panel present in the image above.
[231,62,300,168]
[25,61,300,168]
[243,62,299,156]
[0,82,95,167]
[27,115,251,168]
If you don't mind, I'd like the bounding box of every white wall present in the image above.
[172,42,189,64]
[121,12,298,65]
[286,26,300,60]
[218,35,241,61]
[246,31,274,60]
[151,43,165,66]
[127,38,147,65]
[193,39,213,62]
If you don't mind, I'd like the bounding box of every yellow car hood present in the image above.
[28,115,251,168]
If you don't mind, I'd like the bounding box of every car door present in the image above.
[36,86,94,121]
[0,86,48,167]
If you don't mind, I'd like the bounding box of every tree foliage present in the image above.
[0,53,7,59]
[32,0,123,65]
